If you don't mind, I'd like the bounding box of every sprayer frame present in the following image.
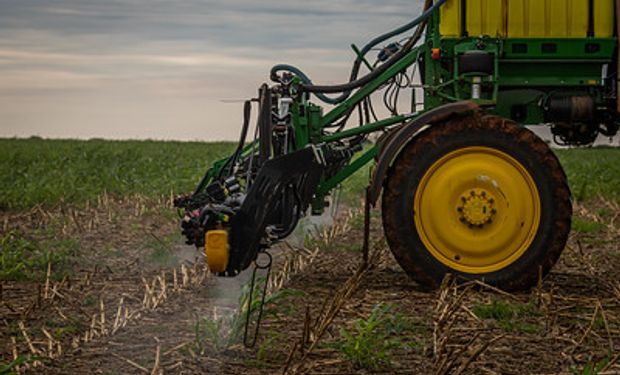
[192,2,617,216]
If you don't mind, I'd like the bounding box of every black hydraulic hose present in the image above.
[218,99,253,179]
[275,186,302,240]
[302,47,408,95]
[226,99,253,176]
[321,13,428,129]
[359,0,435,57]
[258,85,272,164]
[270,0,445,104]
[270,0,434,102]
[302,0,440,95]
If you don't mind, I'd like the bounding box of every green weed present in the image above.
[348,211,365,231]
[194,281,304,352]
[81,295,97,307]
[473,300,541,334]
[0,231,77,281]
[582,237,612,247]
[570,352,611,375]
[339,158,372,206]
[556,148,620,203]
[0,356,44,375]
[596,207,614,219]
[52,324,81,339]
[244,330,283,369]
[331,242,362,253]
[337,303,418,371]
[572,217,606,234]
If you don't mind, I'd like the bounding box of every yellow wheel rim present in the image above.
[413,146,541,274]
[205,230,229,273]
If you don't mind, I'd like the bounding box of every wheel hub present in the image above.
[411,146,541,273]
[458,188,496,227]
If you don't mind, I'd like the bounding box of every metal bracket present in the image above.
[243,250,273,348]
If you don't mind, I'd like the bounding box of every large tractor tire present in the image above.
[382,115,572,291]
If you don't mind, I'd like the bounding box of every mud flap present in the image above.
[225,147,324,275]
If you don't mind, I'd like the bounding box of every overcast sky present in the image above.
[0,0,420,141]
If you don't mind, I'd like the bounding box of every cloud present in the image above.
[0,0,423,140]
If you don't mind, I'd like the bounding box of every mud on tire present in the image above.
[381,114,572,291]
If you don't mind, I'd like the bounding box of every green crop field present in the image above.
[556,148,620,202]
[0,138,234,209]
[0,139,619,374]
[0,138,618,210]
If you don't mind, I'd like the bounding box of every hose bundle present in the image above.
[270,0,446,105]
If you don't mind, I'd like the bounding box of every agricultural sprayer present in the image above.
[175,0,619,293]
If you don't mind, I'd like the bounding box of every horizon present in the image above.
[0,0,418,142]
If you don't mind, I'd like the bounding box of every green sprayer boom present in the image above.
[175,0,618,292]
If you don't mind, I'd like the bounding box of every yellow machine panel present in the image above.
[439,0,614,38]
[468,0,506,37]
[594,0,615,37]
[439,0,462,37]
[205,229,229,273]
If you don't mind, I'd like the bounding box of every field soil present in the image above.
[1,195,620,374]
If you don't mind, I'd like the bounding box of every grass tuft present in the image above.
[194,280,304,352]
[0,231,77,281]
[555,148,620,203]
[572,217,606,234]
[473,299,541,334]
[336,303,419,370]
[570,352,611,375]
